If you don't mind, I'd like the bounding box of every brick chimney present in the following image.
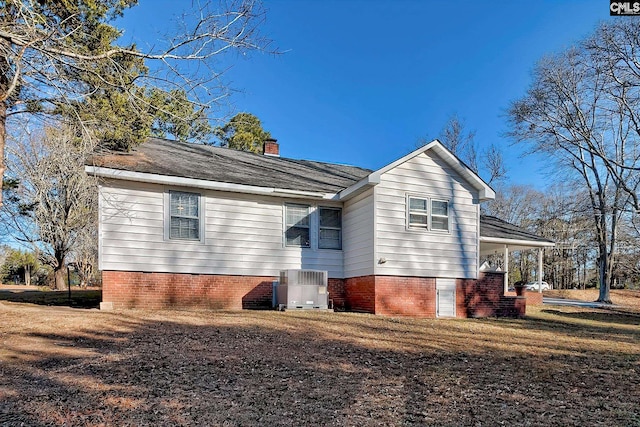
[263,138,279,157]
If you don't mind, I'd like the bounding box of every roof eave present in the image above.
[480,236,556,247]
[367,140,495,201]
[479,187,496,201]
[337,174,380,201]
[85,166,338,200]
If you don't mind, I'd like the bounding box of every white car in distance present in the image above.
[525,281,551,291]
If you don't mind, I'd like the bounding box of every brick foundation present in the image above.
[340,272,524,318]
[505,290,544,306]
[372,276,436,317]
[342,275,375,313]
[458,272,525,318]
[328,278,346,310]
[102,270,526,318]
[102,271,275,310]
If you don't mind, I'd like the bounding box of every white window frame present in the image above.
[318,207,342,250]
[164,190,205,243]
[406,194,450,232]
[407,195,429,229]
[431,199,450,232]
[282,203,343,250]
[284,203,312,248]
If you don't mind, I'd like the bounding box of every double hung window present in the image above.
[319,207,342,249]
[407,196,449,232]
[285,204,311,247]
[408,197,429,229]
[169,191,201,240]
[285,204,342,249]
[431,200,449,231]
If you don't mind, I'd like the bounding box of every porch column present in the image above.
[504,244,509,294]
[538,248,544,293]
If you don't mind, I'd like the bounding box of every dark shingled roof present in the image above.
[480,215,554,243]
[90,138,372,193]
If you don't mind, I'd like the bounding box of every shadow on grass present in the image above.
[1,309,639,426]
[491,307,640,349]
[540,308,640,325]
[0,289,101,308]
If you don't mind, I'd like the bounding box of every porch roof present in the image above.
[480,215,555,255]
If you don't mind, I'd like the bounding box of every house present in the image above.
[86,137,553,317]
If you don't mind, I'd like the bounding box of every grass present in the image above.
[545,289,640,314]
[1,298,639,426]
[0,287,101,308]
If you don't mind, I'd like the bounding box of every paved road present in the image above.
[543,297,617,309]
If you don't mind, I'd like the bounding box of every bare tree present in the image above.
[583,20,640,213]
[482,184,543,225]
[507,20,640,302]
[0,0,274,206]
[1,125,98,290]
[433,114,507,184]
[440,114,477,166]
[70,218,99,288]
[484,184,599,290]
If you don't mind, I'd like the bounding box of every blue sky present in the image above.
[117,0,611,190]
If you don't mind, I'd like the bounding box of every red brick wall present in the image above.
[328,278,346,310]
[342,275,436,317]
[102,270,526,317]
[102,271,275,310]
[343,275,375,313]
[524,291,543,306]
[457,272,525,318]
[374,276,436,317]
[504,290,544,306]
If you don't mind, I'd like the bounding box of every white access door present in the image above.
[436,278,456,318]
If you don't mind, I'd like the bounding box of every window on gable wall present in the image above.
[169,191,201,240]
[431,200,449,231]
[285,204,311,247]
[407,196,449,231]
[408,196,429,229]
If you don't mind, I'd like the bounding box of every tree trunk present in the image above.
[597,244,612,303]
[0,101,6,208]
[54,266,67,291]
[24,264,31,286]
[53,250,67,290]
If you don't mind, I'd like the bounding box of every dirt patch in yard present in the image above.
[1,302,639,426]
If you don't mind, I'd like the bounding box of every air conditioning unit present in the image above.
[276,269,329,310]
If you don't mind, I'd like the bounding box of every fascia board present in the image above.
[337,175,380,201]
[480,236,556,248]
[85,166,334,200]
[365,140,496,201]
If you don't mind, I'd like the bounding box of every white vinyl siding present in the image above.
[374,151,479,279]
[343,188,375,278]
[99,180,343,277]
[98,147,481,281]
